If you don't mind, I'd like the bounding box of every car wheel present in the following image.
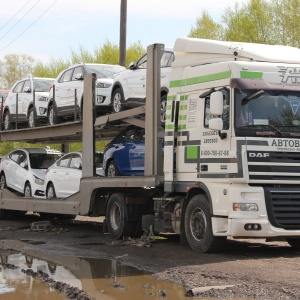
[160,94,167,126]
[28,108,39,128]
[24,182,32,197]
[48,105,59,125]
[184,194,226,253]
[3,111,12,130]
[46,183,56,199]
[112,88,125,113]
[106,160,120,177]
[106,193,136,239]
[0,173,6,189]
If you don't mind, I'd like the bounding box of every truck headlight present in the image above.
[33,175,44,185]
[233,203,258,211]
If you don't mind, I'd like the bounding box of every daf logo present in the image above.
[249,152,270,158]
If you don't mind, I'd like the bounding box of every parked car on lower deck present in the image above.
[103,125,145,177]
[0,148,63,197]
[44,151,103,199]
[2,77,55,130]
[47,63,126,125]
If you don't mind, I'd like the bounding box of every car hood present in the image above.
[31,169,47,179]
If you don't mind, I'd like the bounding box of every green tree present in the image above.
[33,57,70,78]
[0,53,35,89]
[188,10,224,40]
[272,0,300,47]
[223,0,274,44]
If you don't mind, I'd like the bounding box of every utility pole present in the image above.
[119,0,127,67]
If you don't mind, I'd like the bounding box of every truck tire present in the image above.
[106,160,120,177]
[3,111,12,130]
[24,182,32,197]
[0,173,6,189]
[286,238,300,249]
[184,194,226,253]
[106,193,135,239]
[112,88,125,113]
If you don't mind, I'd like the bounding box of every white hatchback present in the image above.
[3,77,55,130]
[44,151,103,199]
[0,148,63,197]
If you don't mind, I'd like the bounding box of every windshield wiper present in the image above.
[241,89,265,105]
[239,124,283,137]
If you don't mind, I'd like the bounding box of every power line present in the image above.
[0,0,33,32]
[0,0,58,54]
[0,0,41,41]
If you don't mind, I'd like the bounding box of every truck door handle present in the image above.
[200,165,208,171]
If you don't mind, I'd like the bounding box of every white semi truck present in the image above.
[1,38,300,252]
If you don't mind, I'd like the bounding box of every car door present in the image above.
[123,54,147,101]
[70,66,84,109]
[19,80,32,116]
[66,153,82,195]
[5,81,24,120]
[55,68,74,114]
[3,150,19,190]
[15,150,28,193]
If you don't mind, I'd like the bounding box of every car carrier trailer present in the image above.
[2,39,300,253]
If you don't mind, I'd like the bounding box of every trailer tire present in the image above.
[0,173,7,189]
[185,194,226,253]
[286,238,300,249]
[24,182,32,197]
[112,88,125,113]
[106,193,135,239]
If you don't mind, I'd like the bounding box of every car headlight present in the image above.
[33,175,44,185]
[96,82,112,88]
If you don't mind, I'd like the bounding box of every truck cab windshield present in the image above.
[235,88,300,137]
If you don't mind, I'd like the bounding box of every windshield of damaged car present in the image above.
[85,65,125,79]
[235,89,300,136]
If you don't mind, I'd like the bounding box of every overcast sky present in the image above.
[0,0,248,63]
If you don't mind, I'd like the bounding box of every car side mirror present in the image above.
[23,87,31,93]
[74,73,84,80]
[129,62,136,70]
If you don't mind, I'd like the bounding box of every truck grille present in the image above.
[264,187,300,229]
[248,151,300,181]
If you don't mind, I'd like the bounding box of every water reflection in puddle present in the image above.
[0,240,186,300]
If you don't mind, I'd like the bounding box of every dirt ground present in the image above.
[0,214,300,299]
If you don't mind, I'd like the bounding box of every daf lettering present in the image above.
[249,152,270,158]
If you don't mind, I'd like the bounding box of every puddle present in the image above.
[0,239,186,300]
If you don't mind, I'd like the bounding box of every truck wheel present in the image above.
[106,193,135,239]
[3,111,12,130]
[106,160,120,177]
[48,105,59,125]
[24,183,32,197]
[184,194,226,253]
[112,88,125,113]
[0,173,6,189]
[46,183,56,199]
[286,238,300,249]
[160,94,167,126]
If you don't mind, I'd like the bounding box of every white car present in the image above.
[3,77,55,130]
[44,151,103,199]
[0,148,63,197]
[110,49,175,122]
[47,63,126,125]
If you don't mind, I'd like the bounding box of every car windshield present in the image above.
[235,88,300,136]
[33,79,55,92]
[29,153,61,169]
[84,65,125,79]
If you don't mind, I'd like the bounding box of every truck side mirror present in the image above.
[210,91,223,115]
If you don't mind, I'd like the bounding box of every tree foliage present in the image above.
[0,53,35,89]
[34,57,70,79]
